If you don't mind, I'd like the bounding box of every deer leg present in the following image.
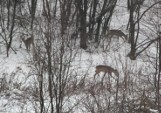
[27,46,29,51]
[94,73,97,83]
[26,45,28,51]
[94,73,97,80]
[122,36,126,42]
[24,44,28,51]
[94,73,99,85]
[108,74,111,86]
[27,44,31,51]
[109,74,115,79]
[106,36,112,50]
[29,45,31,51]
[101,73,106,85]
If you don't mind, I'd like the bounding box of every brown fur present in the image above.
[108,29,128,41]
[22,37,34,51]
[94,65,119,79]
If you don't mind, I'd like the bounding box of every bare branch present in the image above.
[134,1,161,25]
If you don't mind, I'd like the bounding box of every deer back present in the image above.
[94,65,119,80]
[95,65,119,77]
[95,65,114,74]
[109,29,127,40]
[26,37,33,43]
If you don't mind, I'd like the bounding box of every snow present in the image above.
[0,0,160,113]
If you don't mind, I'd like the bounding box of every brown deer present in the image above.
[22,36,34,51]
[108,29,128,42]
[94,65,119,80]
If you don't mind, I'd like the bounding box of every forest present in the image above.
[0,0,161,113]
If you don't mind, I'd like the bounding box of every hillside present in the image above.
[0,0,160,113]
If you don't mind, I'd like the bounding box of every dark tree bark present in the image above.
[78,0,87,49]
[128,0,136,60]
[157,33,161,112]
[60,0,73,35]
[30,0,37,30]
[7,0,17,57]
[73,0,117,48]
[127,0,161,60]
[42,1,54,113]
[42,0,51,22]
[88,0,98,40]
[96,0,117,43]
[7,0,11,29]
[47,33,54,113]
[95,17,102,43]
[102,4,116,35]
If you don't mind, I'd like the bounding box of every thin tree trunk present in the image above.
[95,18,101,43]
[7,0,17,57]
[128,0,136,60]
[30,0,37,30]
[158,33,161,112]
[79,0,87,49]
[7,0,11,29]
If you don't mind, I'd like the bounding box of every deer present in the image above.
[94,65,119,81]
[108,29,128,42]
[21,36,34,51]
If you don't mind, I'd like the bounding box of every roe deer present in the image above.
[22,37,34,51]
[94,65,119,79]
[108,29,128,42]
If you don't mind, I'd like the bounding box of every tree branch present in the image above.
[136,37,159,57]
[134,1,161,25]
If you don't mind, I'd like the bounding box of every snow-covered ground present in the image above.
[0,0,160,113]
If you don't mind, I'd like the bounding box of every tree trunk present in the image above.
[128,0,136,60]
[88,0,98,40]
[7,0,17,57]
[30,0,37,30]
[79,0,87,49]
[95,18,101,43]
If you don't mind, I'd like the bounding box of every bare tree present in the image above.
[6,0,18,57]
[31,1,80,113]
[76,0,88,49]
[94,0,117,44]
[127,0,161,60]
[28,0,37,30]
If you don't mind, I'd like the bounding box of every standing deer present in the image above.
[21,36,34,51]
[108,29,128,42]
[94,65,119,80]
